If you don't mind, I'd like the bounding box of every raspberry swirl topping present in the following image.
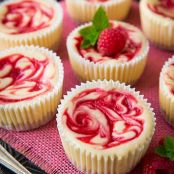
[148,0,174,19]
[0,53,57,104]
[0,0,54,34]
[75,26,142,63]
[63,88,144,149]
[164,63,174,94]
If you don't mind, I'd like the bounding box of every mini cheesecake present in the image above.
[67,21,149,84]
[140,0,174,50]
[0,0,63,50]
[160,56,174,126]
[57,80,155,174]
[0,46,64,131]
[66,0,131,22]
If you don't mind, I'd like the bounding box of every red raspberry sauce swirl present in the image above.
[64,88,144,149]
[1,0,54,34]
[165,63,174,94]
[148,0,174,19]
[0,54,52,104]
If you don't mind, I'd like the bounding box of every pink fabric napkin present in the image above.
[0,1,174,174]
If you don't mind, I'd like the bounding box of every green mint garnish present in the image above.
[79,7,109,49]
[93,7,109,32]
[155,136,174,161]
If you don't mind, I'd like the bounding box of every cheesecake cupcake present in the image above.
[0,46,64,131]
[140,0,174,50]
[57,80,155,174]
[66,0,131,22]
[67,8,149,84]
[160,56,174,126]
[0,0,63,51]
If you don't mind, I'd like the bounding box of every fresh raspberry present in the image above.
[97,28,127,56]
[142,153,174,174]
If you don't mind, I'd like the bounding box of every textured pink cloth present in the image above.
[0,1,174,174]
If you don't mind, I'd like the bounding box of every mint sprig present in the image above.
[93,7,109,32]
[79,7,109,48]
[155,136,174,161]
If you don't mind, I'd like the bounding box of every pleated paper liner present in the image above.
[67,22,149,84]
[57,80,156,174]
[0,0,63,51]
[66,0,131,23]
[159,56,174,126]
[140,0,174,51]
[0,46,64,131]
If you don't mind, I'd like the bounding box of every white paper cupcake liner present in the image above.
[67,22,149,84]
[159,56,174,126]
[0,0,63,51]
[66,0,131,23]
[140,0,174,51]
[0,46,64,131]
[57,80,156,174]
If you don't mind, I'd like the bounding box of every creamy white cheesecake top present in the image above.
[0,48,60,104]
[58,82,155,155]
[68,21,148,64]
[147,0,174,19]
[161,59,174,97]
[0,0,62,35]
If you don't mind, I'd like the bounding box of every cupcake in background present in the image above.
[140,0,174,50]
[66,0,132,23]
[57,80,155,174]
[160,56,174,127]
[0,46,64,131]
[67,7,149,84]
[0,0,63,51]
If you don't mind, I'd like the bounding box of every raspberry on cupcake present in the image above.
[140,0,174,50]
[66,0,131,22]
[97,27,127,56]
[67,7,149,84]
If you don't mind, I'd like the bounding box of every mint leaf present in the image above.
[80,26,95,48]
[79,7,109,48]
[155,145,167,157]
[80,26,99,48]
[164,136,174,151]
[89,30,99,46]
[81,39,91,49]
[155,136,174,161]
[92,6,109,32]
[80,26,93,37]
[166,151,174,161]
